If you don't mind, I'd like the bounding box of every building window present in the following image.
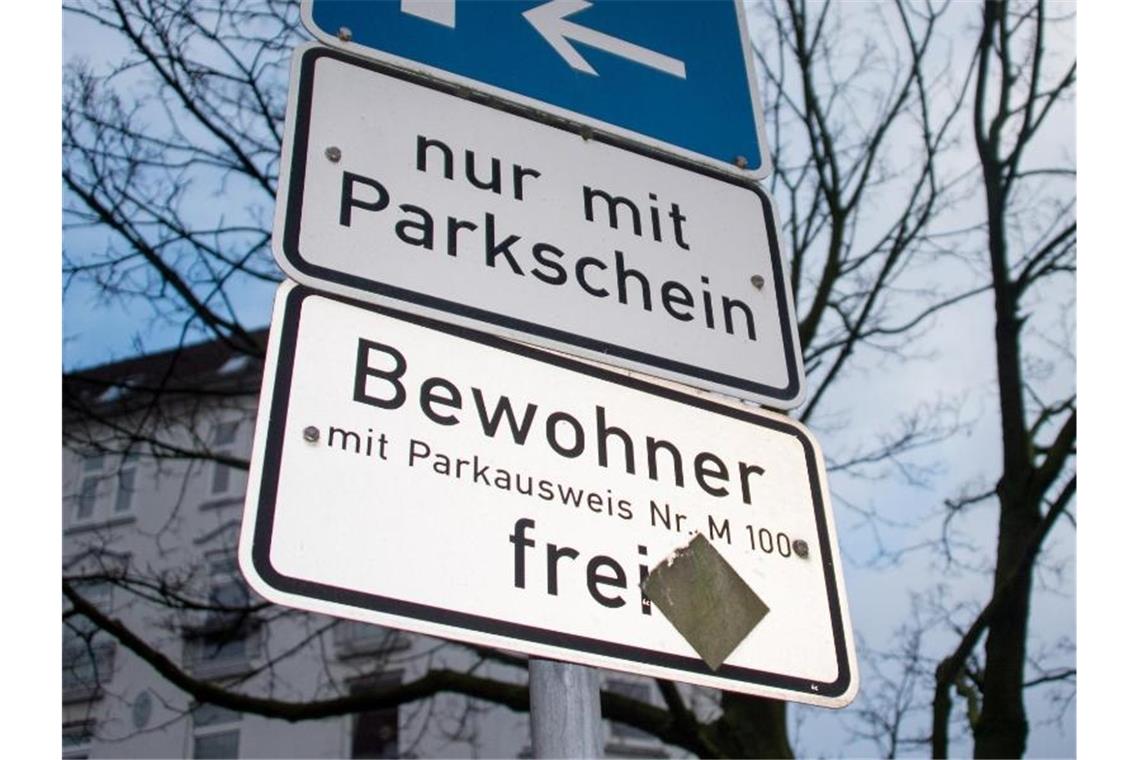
[62,633,116,696]
[210,421,241,495]
[192,703,241,759]
[334,619,407,659]
[74,455,104,522]
[76,477,98,521]
[184,552,258,677]
[114,452,139,514]
[63,582,116,702]
[349,673,401,759]
[71,452,140,525]
[62,719,95,759]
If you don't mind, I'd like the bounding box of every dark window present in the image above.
[62,635,115,693]
[114,453,138,513]
[210,422,240,494]
[62,719,94,749]
[335,619,405,658]
[184,554,256,675]
[350,674,400,759]
[76,476,98,520]
[193,729,240,759]
[192,703,241,759]
[63,582,115,699]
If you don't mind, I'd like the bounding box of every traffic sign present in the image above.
[274,45,804,408]
[238,283,858,706]
[301,0,772,178]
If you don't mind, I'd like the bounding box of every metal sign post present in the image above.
[529,658,604,757]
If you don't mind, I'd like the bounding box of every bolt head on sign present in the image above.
[239,283,858,707]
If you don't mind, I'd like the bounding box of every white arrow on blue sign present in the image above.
[301,0,772,179]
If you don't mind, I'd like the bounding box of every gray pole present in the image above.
[528,658,605,758]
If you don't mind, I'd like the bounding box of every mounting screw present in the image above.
[337,26,352,41]
[303,425,320,443]
[792,539,809,558]
[734,155,749,169]
[324,146,342,163]
[750,274,765,290]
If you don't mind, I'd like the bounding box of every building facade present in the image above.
[63,334,692,759]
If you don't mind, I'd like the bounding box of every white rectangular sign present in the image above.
[239,283,857,706]
[273,45,805,408]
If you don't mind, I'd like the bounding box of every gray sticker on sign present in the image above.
[641,534,770,671]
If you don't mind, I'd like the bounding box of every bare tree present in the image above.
[62,0,1074,757]
[930,2,1075,757]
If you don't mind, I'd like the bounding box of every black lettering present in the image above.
[722,296,757,341]
[395,203,434,248]
[662,281,694,321]
[354,339,407,410]
[547,544,580,595]
[327,426,361,453]
[618,500,633,520]
[575,257,609,297]
[546,412,585,458]
[708,516,732,543]
[614,250,651,311]
[416,135,453,178]
[558,484,584,507]
[509,518,535,588]
[339,172,390,227]
[471,456,490,485]
[447,216,478,257]
[638,545,651,614]
[648,193,662,242]
[472,389,537,443]
[739,462,765,506]
[597,406,635,474]
[669,203,690,250]
[420,377,462,425]
[695,451,730,497]
[647,437,684,487]
[586,555,627,608]
[465,150,502,193]
[512,165,542,201]
[484,213,524,274]
[582,186,642,236]
[587,492,603,513]
[531,243,568,285]
[701,276,715,329]
[408,439,430,466]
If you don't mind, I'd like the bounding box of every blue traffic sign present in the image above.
[302,0,771,178]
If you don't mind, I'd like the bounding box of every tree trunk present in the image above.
[972,93,1036,756]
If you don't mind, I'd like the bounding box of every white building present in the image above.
[63,333,691,759]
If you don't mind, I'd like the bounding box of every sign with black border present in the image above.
[272,44,805,409]
[301,0,774,181]
[239,283,857,706]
